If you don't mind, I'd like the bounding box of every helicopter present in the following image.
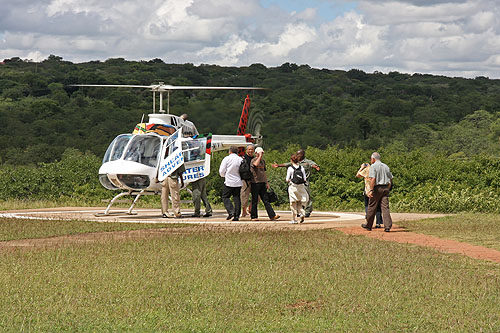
[71,83,265,216]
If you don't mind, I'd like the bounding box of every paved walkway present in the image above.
[0,207,446,229]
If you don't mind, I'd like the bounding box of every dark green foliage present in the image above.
[0,148,108,203]
[1,59,500,165]
[2,58,500,213]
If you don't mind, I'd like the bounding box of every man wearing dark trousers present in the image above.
[240,144,255,217]
[250,147,280,221]
[362,152,393,232]
[190,178,212,218]
[219,146,243,221]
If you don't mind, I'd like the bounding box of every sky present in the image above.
[1,0,500,78]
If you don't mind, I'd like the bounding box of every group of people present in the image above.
[160,145,393,231]
[160,144,321,224]
[218,145,321,223]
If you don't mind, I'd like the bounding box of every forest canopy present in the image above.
[1,56,500,165]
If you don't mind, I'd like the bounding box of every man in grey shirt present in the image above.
[362,152,393,232]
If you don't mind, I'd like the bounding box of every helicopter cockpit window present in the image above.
[182,139,206,162]
[103,134,133,163]
[124,135,162,167]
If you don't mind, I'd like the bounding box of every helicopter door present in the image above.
[181,136,211,184]
[158,129,184,182]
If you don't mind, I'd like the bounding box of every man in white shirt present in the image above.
[219,146,243,221]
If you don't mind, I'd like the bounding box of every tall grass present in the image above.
[0,229,498,331]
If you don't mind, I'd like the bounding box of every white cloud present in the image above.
[254,23,317,58]
[1,0,500,78]
[466,11,496,33]
[359,1,477,25]
[196,35,248,65]
[293,8,318,22]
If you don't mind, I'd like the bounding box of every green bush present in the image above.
[2,146,500,213]
[0,148,108,203]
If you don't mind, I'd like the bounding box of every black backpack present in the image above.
[239,158,252,181]
[291,165,305,184]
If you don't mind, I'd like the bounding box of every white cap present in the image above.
[255,147,264,154]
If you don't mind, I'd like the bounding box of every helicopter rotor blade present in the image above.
[70,84,266,91]
[158,85,266,91]
[70,84,155,88]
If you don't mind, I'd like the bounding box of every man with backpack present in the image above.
[286,153,308,224]
[272,149,320,217]
[240,144,255,217]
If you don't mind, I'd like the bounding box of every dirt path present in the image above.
[338,225,500,264]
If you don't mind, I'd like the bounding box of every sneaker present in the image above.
[384,228,390,232]
[270,215,281,221]
[232,217,239,221]
[203,213,212,217]
[304,213,311,218]
[289,220,298,224]
[162,213,169,218]
[300,215,305,223]
[226,214,234,220]
[375,224,382,229]
[174,213,182,218]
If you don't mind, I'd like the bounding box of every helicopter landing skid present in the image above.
[96,190,148,217]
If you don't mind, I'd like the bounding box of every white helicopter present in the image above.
[72,83,264,216]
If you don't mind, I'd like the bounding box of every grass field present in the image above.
[398,214,500,252]
[0,218,185,242]
[1,217,499,331]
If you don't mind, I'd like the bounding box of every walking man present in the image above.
[272,149,319,217]
[361,152,393,232]
[190,178,212,218]
[240,144,255,217]
[250,147,280,221]
[356,162,383,228]
[219,146,243,221]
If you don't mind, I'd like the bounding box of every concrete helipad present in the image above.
[0,207,448,230]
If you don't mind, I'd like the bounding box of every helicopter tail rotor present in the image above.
[248,107,264,147]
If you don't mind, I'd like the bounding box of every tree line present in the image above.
[1,56,500,165]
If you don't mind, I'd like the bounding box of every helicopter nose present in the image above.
[99,174,119,190]
[117,174,150,189]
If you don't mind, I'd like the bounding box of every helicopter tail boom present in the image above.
[210,135,252,152]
